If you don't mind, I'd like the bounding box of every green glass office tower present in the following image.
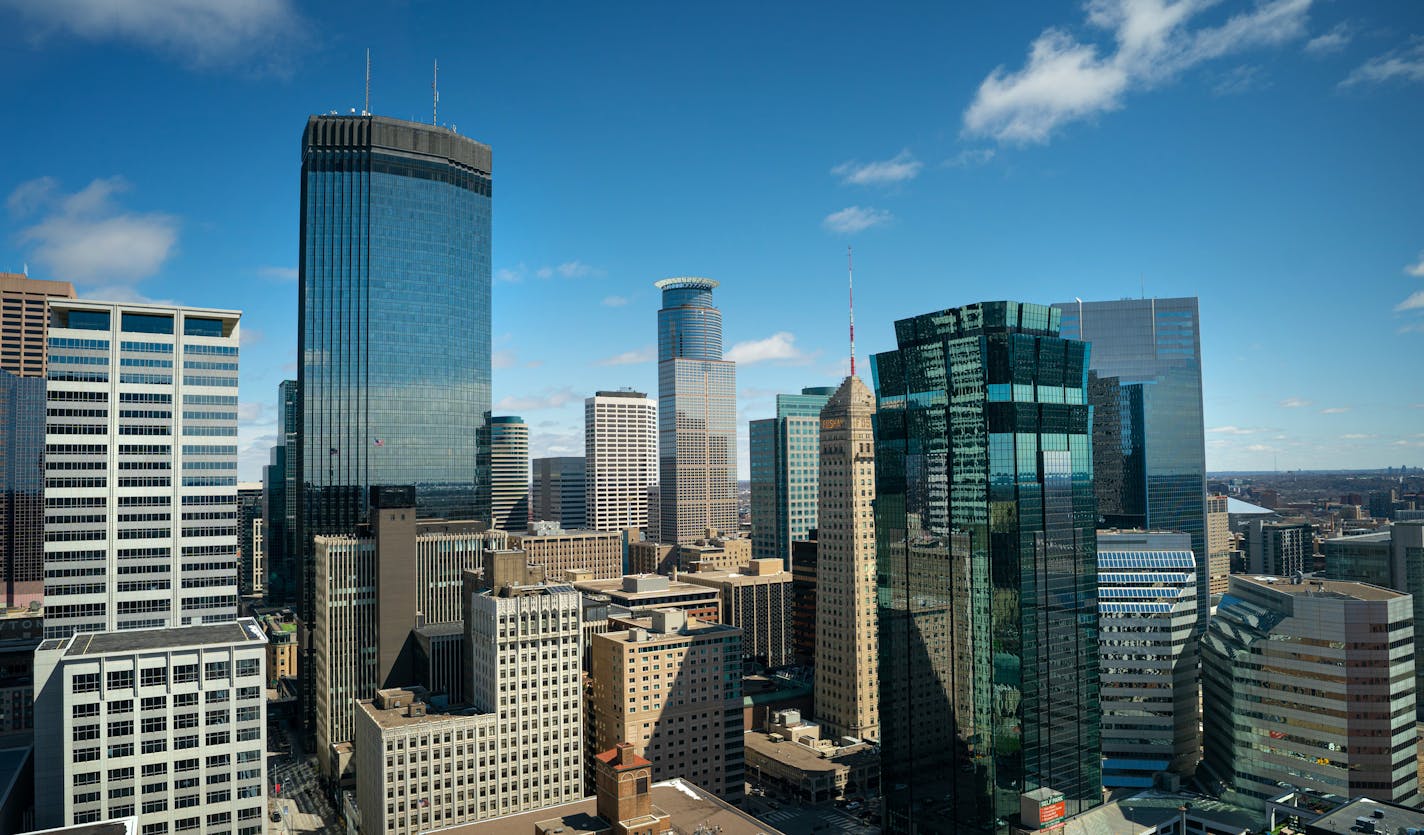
[749,386,837,564]
[873,301,1100,834]
[297,115,492,738]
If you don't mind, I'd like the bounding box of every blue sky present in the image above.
[2,0,1422,481]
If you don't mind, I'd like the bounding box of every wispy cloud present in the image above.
[601,295,629,307]
[1318,407,1350,414]
[493,348,541,370]
[1341,433,1376,440]
[1209,425,1258,435]
[596,345,656,366]
[1342,36,1424,87]
[1396,291,1424,312]
[9,176,177,286]
[1212,64,1271,96]
[962,0,1312,144]
[823,206,892,235]
[536,260,604,279]
[0,0,306,72]
[725,332,815,366]
[495,387,580,412]
[831,150,923,186]
[1279,397,1312,408]
[944,148,997,168]
[258,265,296,281]
[1405,252,1424,278]
[495,265,526,284]
[1304,21,1352,56]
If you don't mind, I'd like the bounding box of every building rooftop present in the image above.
[1304,797,1424,834]
[1323,530,1394,544]
[25,819,137,835]
[1235,575,1404,601]
[573,576,718,601]
[743,731,873,774]
[602,615,738,644]
[357,695,492,732]
[60,619,266,657]
[513,529,622,540]
[427,779,784,835]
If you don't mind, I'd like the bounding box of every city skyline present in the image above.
[1,2,1422,483]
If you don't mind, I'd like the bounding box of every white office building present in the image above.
[32,619,269,832]
[584,390,657,533]
[43,300,242,639]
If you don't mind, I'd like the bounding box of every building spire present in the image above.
[848,245,856,377]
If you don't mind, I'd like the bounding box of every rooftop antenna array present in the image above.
[848,245,856,377]
[432,59,439,125]
[363,48,371,115]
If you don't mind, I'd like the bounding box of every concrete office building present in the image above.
[43,299,242,639]
[463,554,584,817]
[1202,575,1418,809]
[1323,522,1424,718]
[683,559,794,668]
[812,375,878,742]
[1097,531,1200,788]
[748,387,835,565]
[1054,297,1209,634]
[490,417,530,532]
[1246,519,1314,576]
[314,488,501,777]
[1,272,74,378]
[654,279,737,544]
[571,574,721,623]
[873,302,1101,831]
[1206,494,1234,598]
[297,115,493,743]
[584,391,657,534]
[510,526,623,581]
[354,687,497,834]
[531,457,586,529]
[32,619,268,831]
[589,610,744,799]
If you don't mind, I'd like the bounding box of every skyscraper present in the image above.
[297,114,492,735]
[655,278,737,544]
[43,299,242,639]
[532,455,586,528]
[873,301,1100,833]
[1,272,74,377]
[1053,297,1207,631]
[490,416,529,531]
[585,390,657,533]
[263,379,298,606]
[749,386,836,565]
[813,375,879,743]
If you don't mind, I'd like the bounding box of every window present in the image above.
[107,670,134,691]
[140,667,167,687]
[66,310,111,331]
[204,661,229,680]
[184,318,224,337]
[73,673,100,693]
[174,664,198,683]
[121,313,173,334]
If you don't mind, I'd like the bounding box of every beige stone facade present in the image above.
[812,376,879,742]
[510,529,624,581]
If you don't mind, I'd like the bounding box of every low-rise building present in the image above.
[571,575,719,623]
[260,610,298,686]
[743,709,878,804]
[683,559,793,668]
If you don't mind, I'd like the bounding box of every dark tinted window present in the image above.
[122,313,174,335]
[68,310,111,331]
[183,318,224,337]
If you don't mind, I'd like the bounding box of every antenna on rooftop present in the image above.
[432,59,439,125]
[848,246,856,377]
[364,48,371,115]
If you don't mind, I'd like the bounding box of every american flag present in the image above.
[373,439,384,447]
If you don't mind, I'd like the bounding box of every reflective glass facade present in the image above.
[749,387,836,564]
[263,379,299,607]
[1053,298,1207,633]
[873,301,1100,834]
[297,115,492,735]
[0,371,44,606]
[655,278,737,544]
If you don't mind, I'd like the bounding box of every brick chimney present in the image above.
[594,743,654,831]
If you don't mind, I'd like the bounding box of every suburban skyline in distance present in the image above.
[1,1,1421,481]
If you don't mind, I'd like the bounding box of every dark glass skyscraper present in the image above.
[263,379,299,606]
[1052,297,1207,631]
[655,278,737,544]
[297,114,492,735]
[873,301,1100,834]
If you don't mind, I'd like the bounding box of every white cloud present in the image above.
[1304,22,1352,56]
[1212,64,1270,96]
[725,332,814,366]
[823,206,893,235]
[1318,407,1350,414]
[1405,252,1424,278]
[237,402,266,423]
[495,265,526,284]
[602,295,629,307]
[536,260,604,280]
[492,350,518,370]
[963,0,1312,144]
[1244,443,1279,453]
[1279,397,1312,408]
[495,388,579,412]
[258,265,296,281]
[831,150,923,185]
[1342,37,1424,87]
[0,0,304,70]
[1396,291,1424,312]
[238,327,264,348]
[9,176,177,284]
[1341,433,1376,440]
[1209,425,1258,435]
[945,148,997,167]
[597,345,656,366]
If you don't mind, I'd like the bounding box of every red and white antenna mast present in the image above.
[848,245,856,377]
